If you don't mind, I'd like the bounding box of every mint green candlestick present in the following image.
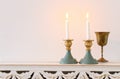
[79,40,98,64]
[60,39,77,64]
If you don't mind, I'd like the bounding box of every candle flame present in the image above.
[66,12,69,19]
[86,12,89,19]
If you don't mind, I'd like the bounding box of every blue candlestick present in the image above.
[79,40,98,64]
[60,39,77,64]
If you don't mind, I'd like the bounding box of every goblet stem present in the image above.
[101,46,103,58]
[98,46,108,62]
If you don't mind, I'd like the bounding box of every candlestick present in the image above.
[60,39,77,64]
[86,13,90,40]
[79,40,98,64]
[65,12,69,39]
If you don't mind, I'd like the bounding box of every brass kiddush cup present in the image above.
[95,32,110,62]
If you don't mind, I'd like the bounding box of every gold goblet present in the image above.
[95,32,110,62]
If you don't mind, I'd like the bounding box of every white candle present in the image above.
[86,13,90,40]
[65,12,69,39]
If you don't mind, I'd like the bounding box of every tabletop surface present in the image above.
[0,62,120,66]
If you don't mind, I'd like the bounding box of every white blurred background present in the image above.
[0,0,119,63]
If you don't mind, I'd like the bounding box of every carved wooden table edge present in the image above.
[0,62,119,79]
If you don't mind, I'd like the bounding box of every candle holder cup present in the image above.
[79,40,98,64]
[60,39,78,64]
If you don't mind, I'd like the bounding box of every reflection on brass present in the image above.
[84,40,93,50]
[95,32,110,62]
[64,39,73,51]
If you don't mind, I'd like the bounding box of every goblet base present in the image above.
[98,57,108,62]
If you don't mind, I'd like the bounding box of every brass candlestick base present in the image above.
[98,58,108,62]
[60,39,77,64]
[95,32,110,62]
[79,40,98,64]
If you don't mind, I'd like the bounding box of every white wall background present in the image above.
[0,0,120,63]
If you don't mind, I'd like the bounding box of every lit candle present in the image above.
[65,12,69,39]
[86,13,90,40]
